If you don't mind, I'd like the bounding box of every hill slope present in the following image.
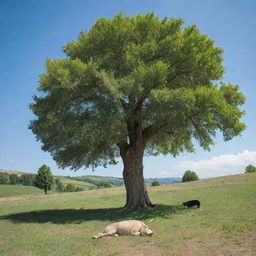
[0,173,255,256]
[0,184,43,198]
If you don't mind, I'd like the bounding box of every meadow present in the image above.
[0,173,255,256]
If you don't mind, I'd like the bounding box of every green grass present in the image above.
[0,173,256,256]
[0,184,43,198]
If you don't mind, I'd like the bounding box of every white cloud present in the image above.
[179,150,256,178]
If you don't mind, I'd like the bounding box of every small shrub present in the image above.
[75,187,84,192]
[96,182,111,188]
[65,183,76,192]
[151,180,160,186]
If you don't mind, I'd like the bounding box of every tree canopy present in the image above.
[30,13,246,209]
[245,165,256,173]
[34,165,54,194]
[182,170,199,182]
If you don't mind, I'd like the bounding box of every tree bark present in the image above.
[121,146,154,210]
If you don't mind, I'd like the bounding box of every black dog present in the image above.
[183,200,200,208]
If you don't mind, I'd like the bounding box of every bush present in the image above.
[245,165,256,173]
[182,170,199,182]
[20,174,36,186]
[151,180,160,186]
[97,182,111,188]
[55,179,65,192]
[0,173,10,184]
[75,187,84,192]
[65,183,76,192]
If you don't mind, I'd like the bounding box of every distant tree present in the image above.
[182,170,199,182]
[0,173,10,184]
[151,180,160,186]
[9,174,18,185]
[65,183,76,192]
[20,174,36,186]
[29,13,246,210]
[245,165,256,173]
[34,165,54,194]
[89,186,96,190]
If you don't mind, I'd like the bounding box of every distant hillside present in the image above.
[56,176,95,190]
[0,169,29,176]
[0,184,43,198]
[144,177,181,185]
[72,175,124,186]
[73,175,181,186]
[1,169,181,187]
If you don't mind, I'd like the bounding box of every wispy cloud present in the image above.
[179,150,256,178]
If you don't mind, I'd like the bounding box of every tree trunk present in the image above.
[44,187,47,195]
[121,146,154,210]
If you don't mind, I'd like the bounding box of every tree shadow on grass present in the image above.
[0,204,186,224]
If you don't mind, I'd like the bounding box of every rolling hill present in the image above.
[0,169,181,188]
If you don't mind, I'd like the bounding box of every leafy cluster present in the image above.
[30,13,246,170]
[182,170,199,182]
[245,165,256,173]
[34,165,54,194]
[151,180,160,186]
[0,173,36,186]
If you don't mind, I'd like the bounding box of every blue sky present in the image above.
[0,0,255,178]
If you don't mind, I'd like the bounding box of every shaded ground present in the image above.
[1,204,186,224]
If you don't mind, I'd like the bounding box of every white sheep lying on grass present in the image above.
[92,220,153,238]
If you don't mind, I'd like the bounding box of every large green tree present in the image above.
[30,13,245,210]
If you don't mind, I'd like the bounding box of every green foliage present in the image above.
[9,174,19,185]
[65,183,76,192]
[182,170,199,182]
[30,13,246,171]
[245,164,256,173]
[75,187,84,192]
[55,178,65,192]
[96,182,112,188]
[34,165,54,194]
[151,180,160,186]
[20,174,36,186]
[0,173,10,184]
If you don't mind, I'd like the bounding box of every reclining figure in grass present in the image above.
[92,220,153,238]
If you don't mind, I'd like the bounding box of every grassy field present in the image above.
[0,185,43,198]
[0,173,255,256]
